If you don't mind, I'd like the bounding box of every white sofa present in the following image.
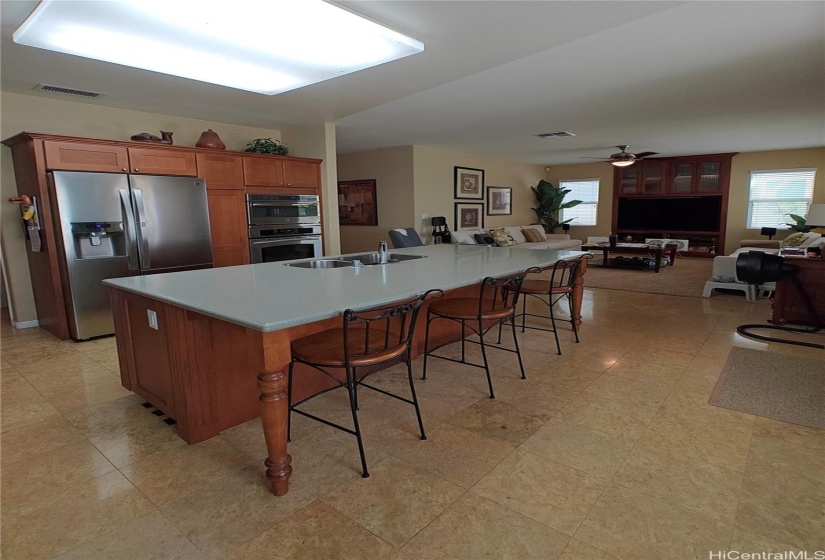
[703,232,825,301]
[450,225,582,250]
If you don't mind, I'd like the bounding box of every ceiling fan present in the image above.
[582,145,659,167]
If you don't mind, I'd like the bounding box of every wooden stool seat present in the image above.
[291,328,406,367]
[428,298,514,322]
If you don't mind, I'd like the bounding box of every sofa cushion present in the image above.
[521,227,545,243]
[489,227,517,247]
[503,227,527,243]
[450,231,477,244]
[781,232,808,247]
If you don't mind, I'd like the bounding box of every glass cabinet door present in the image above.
[641,162,664,194]
[697,161,722,192]
[671,162,695,193]
[618,167,639,194]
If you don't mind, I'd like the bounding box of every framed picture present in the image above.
[454,166,485,199]
[338,179,378,226]
[487,186,512,215]
[454,202,484,231]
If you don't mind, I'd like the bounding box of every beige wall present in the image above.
[0,92,298,325]
[727,148,825,254]
[544,162,615,241]
[337,146,414,253]
[282,123,341,256]
[544,148,825,254]
[412,146,546,240]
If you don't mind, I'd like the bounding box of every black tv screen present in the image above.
[617,197,722,232]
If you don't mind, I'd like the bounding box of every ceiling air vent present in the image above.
[34,84,103,98]
[536,131,576,138]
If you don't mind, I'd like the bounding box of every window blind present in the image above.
[560,179,599,226]
[747,169,816,228]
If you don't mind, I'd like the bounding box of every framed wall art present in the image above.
[487,186,512,215]
[454,166,485,200]
[338,179,378,226]
[454,202,484,231]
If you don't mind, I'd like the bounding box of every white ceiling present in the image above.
[2,1,823,165]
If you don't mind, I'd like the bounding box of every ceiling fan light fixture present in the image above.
[13,0,424,95]
[611,159,635,167]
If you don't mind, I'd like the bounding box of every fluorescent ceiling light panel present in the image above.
[14,0,425,95]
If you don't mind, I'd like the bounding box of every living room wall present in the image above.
[337,146,415,253]
[0,92,308,325]
[412,146,546,239]
[727,147,825,254]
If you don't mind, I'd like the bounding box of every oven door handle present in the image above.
[250,202,318,208]
[251,237,320,245]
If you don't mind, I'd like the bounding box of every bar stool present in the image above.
[421,268,540,399]
[288,289,443,478]
[518,256,589,355]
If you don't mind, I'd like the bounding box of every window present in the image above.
[747,169,816,228]
[559,179,599,226]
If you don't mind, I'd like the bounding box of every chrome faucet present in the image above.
[378,241,388,264]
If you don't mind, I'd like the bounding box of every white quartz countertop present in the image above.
[103,245,586,332]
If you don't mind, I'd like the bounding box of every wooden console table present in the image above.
[771,257,825,325]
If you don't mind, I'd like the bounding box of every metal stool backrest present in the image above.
[342,289,442,364]
[548,256,588,293]
[478,267,542,317]
[388,228,424,248]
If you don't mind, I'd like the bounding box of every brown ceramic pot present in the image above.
[195,129,226,150]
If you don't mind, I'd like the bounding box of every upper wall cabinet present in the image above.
[196,152,244,190]
[44,140,198,176]
[614,153,734,196]
[242,155,320,189]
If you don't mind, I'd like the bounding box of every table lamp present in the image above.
[759,227,777,240]
[805,204,825,234]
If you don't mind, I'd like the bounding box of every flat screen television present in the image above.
[617,196,722,232]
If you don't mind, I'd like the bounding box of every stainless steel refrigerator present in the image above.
[50,171,213,340]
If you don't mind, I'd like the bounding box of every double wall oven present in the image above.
[247,194,323,264]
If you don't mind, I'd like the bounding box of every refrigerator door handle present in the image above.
[119,189,139,270]
[132,188,151,270]
[132,189,152,270]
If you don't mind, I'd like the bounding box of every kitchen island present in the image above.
[104,244,588,495]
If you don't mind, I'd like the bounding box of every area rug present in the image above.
[709,347,825,429]
[583,256,764,301]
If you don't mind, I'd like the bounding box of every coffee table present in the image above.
[581,242,678,273]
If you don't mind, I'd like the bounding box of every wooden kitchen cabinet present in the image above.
[44,139,197,176]
[206,190,250,267]
[243,155,321,189]
[196,152,244,190]
[668,155,730,194]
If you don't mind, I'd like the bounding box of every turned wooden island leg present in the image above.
[257,370,292,496]
[571,257,588,331]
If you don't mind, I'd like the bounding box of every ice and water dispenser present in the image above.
[70,221,126,259]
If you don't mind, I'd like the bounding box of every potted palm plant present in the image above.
[531,179,582,233]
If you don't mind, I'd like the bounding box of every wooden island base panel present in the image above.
[106,245,588,495]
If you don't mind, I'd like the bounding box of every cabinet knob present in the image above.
[133,168,140,173]
[122,168,128,172]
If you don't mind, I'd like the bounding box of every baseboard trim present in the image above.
[12,319,40,329]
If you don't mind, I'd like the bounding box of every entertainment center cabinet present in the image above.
[612,153,735,256]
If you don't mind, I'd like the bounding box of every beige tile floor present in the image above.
[1,287,824,559]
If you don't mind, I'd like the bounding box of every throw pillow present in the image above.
[781,232,806,248]
[521,227,545,243]
[489,227,517,247]
[450,231,477,245]
[474,233,495,245]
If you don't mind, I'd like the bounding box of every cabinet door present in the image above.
[44,140,129,172]
[207,189,250,267]
[670,162,695,193]
[128,147,197,176]
[617,166,640,194]
[696,160,722,193]
[284,159,320,188]
[242,157,285,187]
[196,153,244,190]
[640,161,665,194]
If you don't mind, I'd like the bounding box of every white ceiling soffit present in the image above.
[1,1,823,165]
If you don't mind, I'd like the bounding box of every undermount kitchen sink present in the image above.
[285,259,353,269]
[341,253,427,265]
